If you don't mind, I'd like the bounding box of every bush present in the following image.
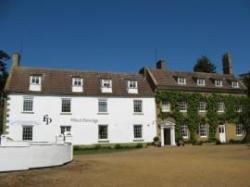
[94,144,101,150]
[114,144,122,149]
[136,143,143,148]
[153,136,159,142]
[216,139,222,145]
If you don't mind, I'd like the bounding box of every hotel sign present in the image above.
[70,118,98,124]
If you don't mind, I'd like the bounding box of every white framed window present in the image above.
[22,126,33,141]
[197,78,205,86]
[177,77,186,85]
[61,99,71,113]
[29,75,42,91]
[98,99,108,113]
[30,75,41,85]
[134,125,142,139]
[181,124,188,139]
[215,80,223,87]
[133,100,143,113]
[23,97,33,112]
[98,125,108,140]
[72,77,83,87]
[162,100,171,112]
[231,81,239,88]
[199,102,207,112]
[178,101,187,112]
[236,124,243,136]
[127,80,138,94]
[101,79,112,88]
[199,124,208,137]
[235,105,242,113]
[60,126,71,135]
[217,102,225,113]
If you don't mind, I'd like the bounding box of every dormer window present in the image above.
[127,80,138,94]
[197,78,205,86]
[101,79,112,93]
[177,77,186,85]
[72,77,83,92]
[29,75,42,91]
[231,81,239,88]
[215,80,223,87]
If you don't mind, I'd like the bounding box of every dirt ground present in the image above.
[1,144,250,187]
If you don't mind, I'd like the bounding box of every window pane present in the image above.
[62,99,71,112]
[134,100,142,113]
[98,125,108,139]
[99,100,107,113]
[181,124,188,138]
[199,124,207,137]
[23,98,33,112]
[61,126,71,134]
[134,125,142,138]
[22,126,33,141]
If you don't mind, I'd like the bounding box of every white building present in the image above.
[3,53,157,145]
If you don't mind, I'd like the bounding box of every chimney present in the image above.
[12,52,21,67]
[156,59,166,70]
[222,53,233,74]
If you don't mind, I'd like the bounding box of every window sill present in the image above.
[180,110,187,113]
[133,139,144,142]
[98,139,109,143]
[162,110,171,113]
[133,112,144,115]
[200,136,208,138]
[217,111,225,113]
[236,134,243,137]
[199,111,207,113]
[60,113,72,115]
[97,112,109,115]
[22,111,34,114]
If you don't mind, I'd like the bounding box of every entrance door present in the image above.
[164,128,171,145]
[219,125,226,143]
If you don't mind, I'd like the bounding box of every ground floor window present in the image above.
[60,126,71,134]
[199,124,208,137]
[236,124,243,136]
[98,125,108,139]
[180,124,188,139]
[22,126,33,141]
[134,125,142,139]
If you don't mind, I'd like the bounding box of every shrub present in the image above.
[114,144,122,149]
[136,143,143,148]
[94,144,101,150]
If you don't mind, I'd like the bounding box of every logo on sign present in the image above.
[43,114,52,125]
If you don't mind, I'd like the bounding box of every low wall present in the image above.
[0,135,73,172]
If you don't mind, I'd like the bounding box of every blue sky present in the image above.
[1,0,250,74]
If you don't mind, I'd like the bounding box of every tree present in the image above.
[193,56,216,73]
[239,98,250,143]
[242,73,250,97]
[0,50,9,134]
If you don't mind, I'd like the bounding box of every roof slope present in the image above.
[148,68,247,93]
[6,67,154,97]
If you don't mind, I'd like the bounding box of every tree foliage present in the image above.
[193,56,216,73]
[0,50,9,95]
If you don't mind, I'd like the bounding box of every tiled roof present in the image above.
[148,68,247,93]
[5,66,154,97]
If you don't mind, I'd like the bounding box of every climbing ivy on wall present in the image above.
[156,91,247,142]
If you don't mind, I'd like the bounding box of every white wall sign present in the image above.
[70,118,98,124]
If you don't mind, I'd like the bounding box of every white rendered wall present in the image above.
[6,94,157,145]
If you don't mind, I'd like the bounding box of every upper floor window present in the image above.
[134,100,143,113]
[235,105,242,113]
[197,78,205,86]
[178,101,187,112]
[98,99,108,113]
[236,124,243,136]
[199,124,208,137]
[162,99,171,112]
[29,75,42,91]
[177,77,186,85]
[217,102,225,113]
[23,97,33,112]
[231,81,239,88]
[127,81,138,94]
[101,79,112,93]
[62,98,71,113]
[215,80,223,87]
[199,102,207,112]
[72,77,83,92]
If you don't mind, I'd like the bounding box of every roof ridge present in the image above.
[18,66,143,76]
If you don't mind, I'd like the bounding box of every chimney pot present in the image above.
[12,52,21,67]
[156,59,166,70]
[222,53,233,74]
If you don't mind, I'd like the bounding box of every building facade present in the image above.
[141,54,248,146]
[3,53,157,145]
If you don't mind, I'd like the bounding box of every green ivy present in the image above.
[156,90,247,142]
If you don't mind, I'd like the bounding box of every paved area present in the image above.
[1,144,250,187]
